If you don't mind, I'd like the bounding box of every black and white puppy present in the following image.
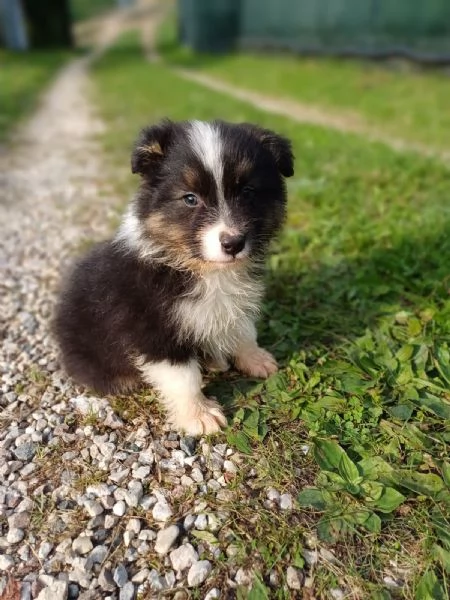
[54,119,294,435]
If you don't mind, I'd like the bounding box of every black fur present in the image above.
[53,119,294,395]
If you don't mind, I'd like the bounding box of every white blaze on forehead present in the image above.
[188,120,223,199]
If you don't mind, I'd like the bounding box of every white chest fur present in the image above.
[174,269,263,359]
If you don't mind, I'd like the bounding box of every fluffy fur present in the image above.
[54,119,294,435]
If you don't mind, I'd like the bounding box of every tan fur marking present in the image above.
[139,142,163,156]
[182,167,200,190]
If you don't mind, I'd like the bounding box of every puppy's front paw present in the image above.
[173,396,227,436]
[235,346,278,379]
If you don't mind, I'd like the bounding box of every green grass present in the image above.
[0,49,68,142]
[157,15,450,152]
[91,32,450,598]
[70,0,115,22]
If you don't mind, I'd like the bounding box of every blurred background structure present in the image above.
[177,0,450,62]
[1,0,450,61]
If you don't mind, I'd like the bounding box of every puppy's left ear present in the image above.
[131,119,175,177]
[242,124,295,177]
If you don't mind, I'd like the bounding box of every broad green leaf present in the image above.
[441,462,450,488]
[315,396,346,411]
[396,365,413,385]
[227,431,252,454]
[257,422,269,440]
[247,576,270,600]
[338,452,361,485]
[243,409,260,432]
[322,471,347,491]
[191,530,219,545]
[416,393,450,420]
[413,344,429,373]
[407,318,422,337]
[393,471,444,499]
[432,544,450,573]
[297,488,327,511]
[234,407,245,422]
[353,510,381,533]
[396,344,414,362]
[358,456,394,479]
[436,346,450,385]
[431,507,450,549]
[415,570,445,600]
[317,516,347,542]
[313,439,345,471]
[372,487,405,513]
[389,403,413,421]
[361,481,384,501]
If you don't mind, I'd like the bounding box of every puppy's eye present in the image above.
[242,186,255,200]
[183,193,199,207]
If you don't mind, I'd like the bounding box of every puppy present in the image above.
[54,119,294,435]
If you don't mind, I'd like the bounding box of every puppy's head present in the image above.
[122,119,294,271]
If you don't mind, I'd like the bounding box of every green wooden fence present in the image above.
[179,0,450,62]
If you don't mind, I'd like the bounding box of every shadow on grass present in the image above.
[207,219,450,409]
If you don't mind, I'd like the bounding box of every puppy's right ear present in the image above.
[131,119,175,177]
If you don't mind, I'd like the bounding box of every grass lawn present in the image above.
[0,50,69,142]
[90,32,450,599]
[157,16,450,153]
[70,0,115,22]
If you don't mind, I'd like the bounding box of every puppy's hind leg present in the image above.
[139,359,227,436]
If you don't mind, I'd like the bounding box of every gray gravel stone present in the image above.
[204,588,220,600]
[113,563,128,587]
[152,500,173,522]
[286,566,304,590]
[170,543,199,572]
[36,580,68,600]
[194,514,208,531]
[13,442,36,461]
[83,499,104,517]
[183,514,196,531]
[113,500,126,516]
[191,468,204,483]
[0,555,14,571]
[131,568,149,584]
[8,511,30,529]
[119,582,135,600]
[7,527,24,544]
[72,536,93,556]
[155,525,180,555]
[86,544,108,566]
[180,437,197,456]
[38,542,54,560]
[266,488,280,502]
[148,569,167,592]
[279,493,293,510]
[303,549,318,566]
[187,560,212,587]
[98,569,115,592]
[124,481,143,507]
[223,460,237,473]
[235,568,252,586]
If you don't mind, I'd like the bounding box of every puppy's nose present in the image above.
[219,232,246,256]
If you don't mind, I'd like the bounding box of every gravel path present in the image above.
[0,14,303,600]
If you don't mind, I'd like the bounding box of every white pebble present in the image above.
[187,560,212,587]
[169,543,198,571]
[154,525,180,555]
[113,500,126,516]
